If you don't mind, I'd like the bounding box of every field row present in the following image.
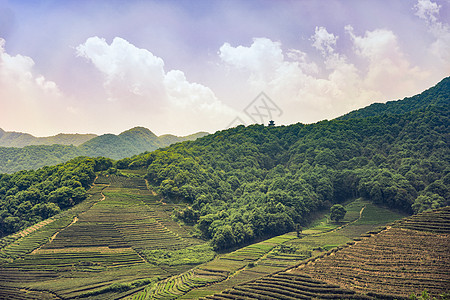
[0,176,206,299]
[298,226,449,298]
[194,204,447,300]
[395,206,450,234]
[202,272,373,300]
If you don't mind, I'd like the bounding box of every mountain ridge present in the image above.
[0,127,209,173]
[0,129,97,148]
[338,76,449,120]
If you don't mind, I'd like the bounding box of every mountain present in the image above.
[74,126,209,160]
[0,128,97,147]
[0,77,448,299]
[0,127,209,173]
[0,77,448,246]
[338,76,449,120]
[118,77,449,250]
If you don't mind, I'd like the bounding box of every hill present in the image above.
[338,76,449,120]
[0,127,209,173]
[0,173,213,299]
[80,127,209,159]
[0,128,97,147]
[205,206,450,299]
[121,101,448,250]
[1,76,448,247]
[1,77,448,246]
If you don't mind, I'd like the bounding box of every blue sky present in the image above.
[0,0,449,136]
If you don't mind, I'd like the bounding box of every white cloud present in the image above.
[76,37,166,102]
[346,26,428,98]
[414,0,440,23]
[311,26,338,56]
[219,26,432,126]
[414,0,450,67]
[0,39,60,96]
[76,36,236,134]
[0,38,68,134]
[218,36,370,124]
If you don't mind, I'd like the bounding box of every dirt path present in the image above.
[8,178,107,242]
[31,185,108,255]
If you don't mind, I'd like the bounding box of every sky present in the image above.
[0,0,449,137]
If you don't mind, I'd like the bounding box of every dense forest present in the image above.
[0,77,448,249]
[0,127,207,173]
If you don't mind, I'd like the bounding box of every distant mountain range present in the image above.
[0,129,97,147]
[0,127,208,173]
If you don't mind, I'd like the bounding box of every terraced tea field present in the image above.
[131,199,407,299]
[201,206,450,299]
[0,173,209,299]
[0,178,426,300]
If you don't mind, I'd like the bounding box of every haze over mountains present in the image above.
[0,129,97,148]
[0,127,208,173]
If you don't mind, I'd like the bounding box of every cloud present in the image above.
[311,26,338,56]
[218,25,432,126]
[219,38,285,87]
[76,37,236,134]
[76,37,166,103]
[0,38,67,134]
[414,0,440,23]
[218,36,368,124]
[346,26,428,97]
[0,39,60,95]
[413,0,450,67]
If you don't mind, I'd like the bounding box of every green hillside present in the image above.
[122,105,448,249]
[0,174,213,299]
[338,76,449,120]
[205,206,449,300]
[0,128,209,173]
[0,128,97,147]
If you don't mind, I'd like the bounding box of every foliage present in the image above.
[116,77,449,250]
[0,156,112,237]
[339,77,449,120]
[330,204,346,222]
[1,77,448,252]
[141,244,215,266]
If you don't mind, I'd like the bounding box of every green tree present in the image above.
[330,204,346,222]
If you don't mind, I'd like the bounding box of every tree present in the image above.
[330,204,346,222]
[296,224,302,237]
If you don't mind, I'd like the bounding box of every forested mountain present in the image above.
[339,77,449,120]
[0,129,97,147]
[79,127,208,159]
[0,77,448,248]
[118,77,449,250]
[0,128,208,173]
